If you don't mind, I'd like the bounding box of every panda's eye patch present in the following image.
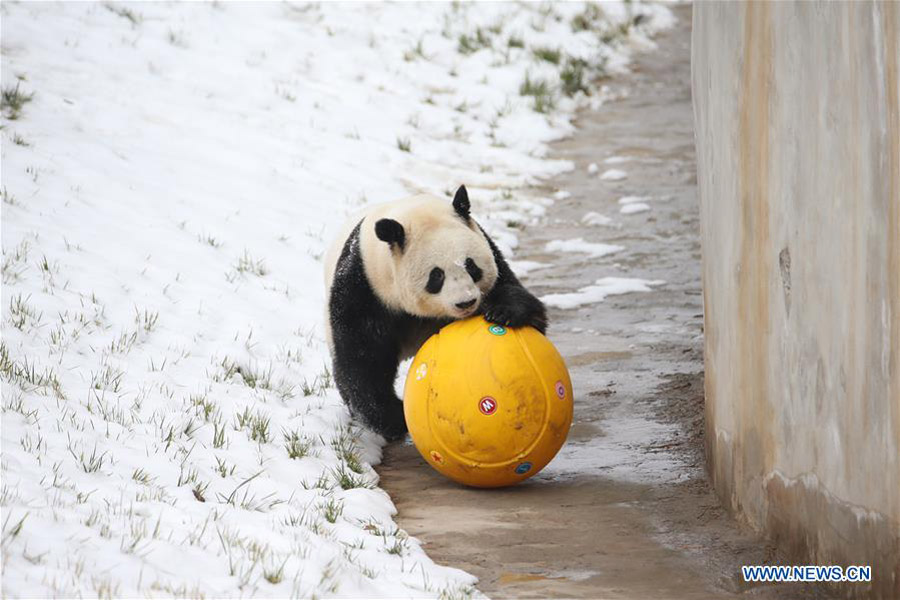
[465,258,483,282]
[425,267,445,294]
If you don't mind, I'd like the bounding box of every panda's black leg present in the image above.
[332,337,408,442]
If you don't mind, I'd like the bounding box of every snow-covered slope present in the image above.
[1,2,671,597]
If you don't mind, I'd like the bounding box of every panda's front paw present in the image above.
[483,286,547,333]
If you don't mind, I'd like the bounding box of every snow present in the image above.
[552,190,572,201]
[508,260,551,277]
[600,168,628,181]
[541,277,665,309]
[587,162,600,174]
[1,1,673,597]
[603,155,630,164]
[618,195,650,204]
[545,238,624,258]
[620,202,651,214]
[581,211,614,226]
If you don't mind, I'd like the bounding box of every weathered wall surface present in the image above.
[692,2,899,597]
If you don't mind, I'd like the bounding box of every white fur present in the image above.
[324,194,498,345]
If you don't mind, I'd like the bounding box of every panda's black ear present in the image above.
[375,218,405,252]
[452,185,470,221]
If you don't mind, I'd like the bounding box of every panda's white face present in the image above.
[397,228,498,319]
[358,195,499,319]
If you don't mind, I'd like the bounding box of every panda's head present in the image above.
[366,186,499,319]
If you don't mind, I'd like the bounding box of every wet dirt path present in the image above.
[379,7,823,599]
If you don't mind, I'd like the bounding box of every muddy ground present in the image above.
[379,7,828,599]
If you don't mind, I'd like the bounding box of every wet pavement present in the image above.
[379,7,827,599]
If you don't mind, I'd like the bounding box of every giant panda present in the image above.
[324,185,547,441]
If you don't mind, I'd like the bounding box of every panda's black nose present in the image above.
[455,299,476,310]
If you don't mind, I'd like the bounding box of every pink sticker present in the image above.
[555,381,566,399]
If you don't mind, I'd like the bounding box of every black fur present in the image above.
[425,267,444,294]
[477,224,548,334]
[452,185,470,221]
[330,222,449,441]
[375,218,405,251]
[329,213,547,442]
[464,257,483,282]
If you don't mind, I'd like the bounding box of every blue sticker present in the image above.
[488,324,507,336]
[515,462,533,475]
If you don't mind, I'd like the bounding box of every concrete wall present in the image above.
[691,2,899,597]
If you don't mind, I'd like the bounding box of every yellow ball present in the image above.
[403,316,573,488]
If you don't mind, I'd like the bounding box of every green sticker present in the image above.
[488,324,507,336]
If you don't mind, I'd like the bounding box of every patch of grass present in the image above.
[105,3,142,27]
[134,307,159,333]
[215,456,235,478]
[385,537,407,555]
[457,28,491,54]
[167,29,188,48]
[6,232,32,270]
[507,36,524,49]
[233,405,253,429]
[519,72,550,97]
[534,91,555,114]
[189,392,218,422]
[560,57,589,97]
[571,4,604,32]
[132,468,154,485]
[300,472,333,491]
[1,512,28,545]
[276,85,297,103]
[177,466,199,487]
[4,392,38,420]
[331,463,372,490]
[1,82,34,120]
[233,407,271,444]
[8,293,42,330]
[321,498,343,524]
[519,73,555,114]
[532,46,561,64]
[11,133,30,146]
[396,136,411,153]
[218,357,295,400]
[229,250,268,279]
[224,358,269,389]
[438,584,477,600]
[67,439,108,473]
[90,363,124,393]
[0,343,63,397]
[198,233,222,248]
[213,420,228,449]
[249,413,271,443]
[403,38,428,62]
[283,428,314,459]
[0,187,17,206]
[263,559,287,584]
[601,21,633,45]
[106,330,137,355]
[217,471,284,512]
[332,427,364,474]
[299,367,332,397]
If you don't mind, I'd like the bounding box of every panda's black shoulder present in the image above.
[330,221,384,319]
[329,221,423,339]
